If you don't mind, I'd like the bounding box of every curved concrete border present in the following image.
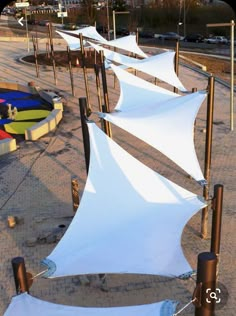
[0,138,17,156]
[0,81,37,95]
[25,109,63,141]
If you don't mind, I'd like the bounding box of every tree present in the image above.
[80,0,96,24]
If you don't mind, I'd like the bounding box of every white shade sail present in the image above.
[64,26,107,43]
[89,42,186,91]
[105,35,147,58]
[109,63,179,111]
[57,29,147,57]
[56,31,82,50]
[42,122,206,278]
[3,293,178,316]
[101,89,207,184]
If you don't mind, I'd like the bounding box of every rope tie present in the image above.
[173,297,196,315]
[30,269,49,280]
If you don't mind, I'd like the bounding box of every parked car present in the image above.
[204,36,228,44]
[184,33,205,43]
[116,27,129,36]
[27,19,39,25]
[63,23,78,30]
[38,20,50,26]
[139,30,155,38]
[158,32,184,41]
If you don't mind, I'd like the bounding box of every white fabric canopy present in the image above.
[57,29,147,57]
[105,35,147,58]
[89,42,186,91]
[42,122,206,278]
[101,89,207,183]
[64,26,107,43]
[56,31,82,50]
[109,63,179,111]
[4,293,178,316]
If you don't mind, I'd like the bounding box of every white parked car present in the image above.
[204,36,228,44]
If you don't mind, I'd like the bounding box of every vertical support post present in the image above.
[113,10,116,40]
[100,51,112,137]
[174,39,179,94]
[211,184,223,275]
[48,23,57,86]
[79,98,90,174]
[192,87,197,141]
[106,0,110,40]
[11,257,29,294]
[24,9,30,52]
[71,175,80,213]
[79,33,91,114]
[194,252,217,316]
[201,75,215,239]
[32,36,39,78]
[230,20,234,131]
[67,46,75,97]
[94,64,103,112]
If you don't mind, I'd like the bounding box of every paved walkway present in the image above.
[0,41,235,315]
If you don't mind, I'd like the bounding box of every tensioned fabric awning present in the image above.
[64,26,107,43]
[57,30,147,57]
[41,122,206,279]
[105,35,147,58]
[109,63,179,111]
[3,293,178,316]
[88,42,187,91]
[100,83,207,184]
[56,31,82,50]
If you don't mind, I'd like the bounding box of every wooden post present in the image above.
[174,39,179,93]
[194,252,217,316]
[192,87,198,140]
[32,36,39,78]
[79,98,90,174]
[71,175,79,212]
[201,76,215,239]
[48,23,57,85]
[100,51,112,137]
[11,257,29,294]
[94,64,103,112]
[67,46,75,96]
[211,184,223,275]
[79,33,91,115]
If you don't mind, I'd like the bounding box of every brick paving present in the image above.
[0,41,235,315]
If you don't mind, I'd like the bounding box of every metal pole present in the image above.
[79,33,91,115]
[67,46,75,96]
[230,20,234,131]
[194,252,217,316]
[94,64,103,112]
[113,10,116,40]
[48,23,57,86]
[100,51,110,113]
[25,9,30,52]
[71,175,79,213]
[201,76,215,239]
[211,184,223,257]
[174,39,179,93]
[79,98,90,174]
[183,0,186,37]
[192,87,197,141]
[32,36,39,78]
[100,51,112,137]
[106,0,110,40]
[11,257,29,294]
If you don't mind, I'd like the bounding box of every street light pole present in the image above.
[183,0,186,37]
[106,0,110,40]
